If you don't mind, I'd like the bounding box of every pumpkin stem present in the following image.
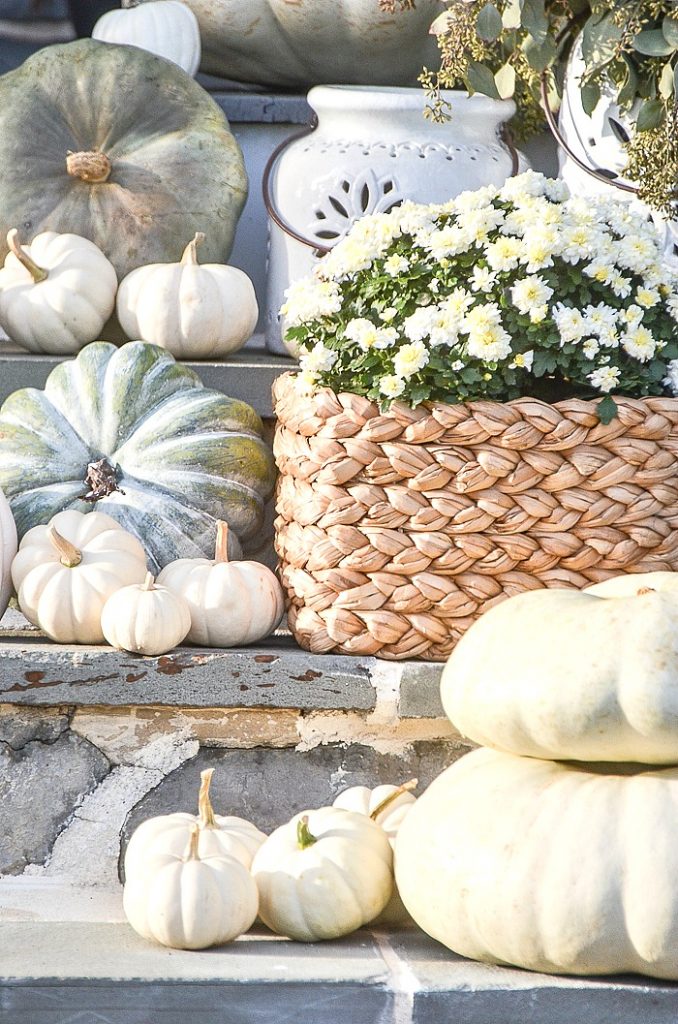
[215,521,230,563]
[637,587,656,595]
[142,572,155,592]
[369,779,418,822]
[6,229,48,284]
[297,815,317,850]
[47,525,82,569]
[181,233,206,266]
[186,825,201,862]
[66,150,112,184]
[198,768,218,828]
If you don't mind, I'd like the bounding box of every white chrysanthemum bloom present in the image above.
[500,170,548,201]
[470,266,498,292]
[610,273,632,299]
[583,303,618,338]
[511,275,554,315]
[424,224,474,259]
[584,260,614,286]
[622,325,656,362]
[295,369,320,394]
[379,374,406,398]
[453,184,500,212]
[530,305,549,324]
[522,227,559,273]
[380,306,398,322]
[663,359,678,394]
[461,302,503,335]
[458,206,505,244]
[451,359,465,371]
[485,235,522,272]
[544,178,570,202]
[281,277,343,325]
[636,287,660,309]
[466,323,512,362]
[616,234,659,274]
[559,224,597,264]
[666,294,678,323]
[395,201,438,236]
[588,365,621,393]
[582,339,600,360]
[429,306,462,347]
[509,350,534,371]
[300,341,338,374]
[394,341,429,377]
[383,254,410,277]
[403,306,437,342]
[344,318,397,351]
[442,288,474,319]
[552,303,587,344]
[619,304,644,327]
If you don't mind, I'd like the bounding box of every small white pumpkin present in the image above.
[0,229,118,354]
[251,807,393,941]
[123,824,259,950]
[116,233,259,358]
[125,768,267,880]
[0,488,17,620]
[11,510,147,644]
[101,572,190,655]
[93,0,201,77]
[333,780,417,924]
[157,520,285,647]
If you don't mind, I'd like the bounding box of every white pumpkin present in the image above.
[441,580,678,764]
[93,0,201,77]
[124,768,266,880]
[123,825,259,949]
[101,572,191,655]
[0,487,17,620]
[396,747,678,979]
[0,229,117,354]
[116,233,259,358]
[11,509,147,644]
[333,780,417,926]
[251,807,393,941]
[157,520,285,647]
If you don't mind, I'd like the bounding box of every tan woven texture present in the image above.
[273,373,678,661]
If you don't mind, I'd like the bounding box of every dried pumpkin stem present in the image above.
[297,815,317,850]
[7,229,48,284]
[142,572,155,592]
[47,525,82,568]
[370,779,418,821]
[215,521,230,563]
[181,232,206,266]
[637,587,656,595]
[198,768,218,828]
[186,825,201,862]
[66,150,112,184]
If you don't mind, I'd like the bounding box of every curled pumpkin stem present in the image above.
[181,232,206,266]
[7,229,48,284]
[297,815,317,850]
[198,768,218,828]
[47,525,82,568]
[370,779,418,821]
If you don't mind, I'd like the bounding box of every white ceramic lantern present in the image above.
[265,86,526,353]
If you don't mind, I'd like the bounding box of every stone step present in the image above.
[1,880,676,1024]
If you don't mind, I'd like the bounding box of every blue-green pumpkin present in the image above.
[0,342,276,572]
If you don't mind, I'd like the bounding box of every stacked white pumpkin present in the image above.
[395,573,678,980]
[0,227,258,358]
[123,773,418,949]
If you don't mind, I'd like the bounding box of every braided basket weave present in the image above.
[273,372,678,661]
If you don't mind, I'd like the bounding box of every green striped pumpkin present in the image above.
[0,342,275,573]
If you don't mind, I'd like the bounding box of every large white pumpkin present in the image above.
[134,0,440,86]
[396,747,678,979]
[441,580,678,764]
[93,0,201,77]
[0,487,17,620]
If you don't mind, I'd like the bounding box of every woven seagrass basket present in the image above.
[273,372,678,661]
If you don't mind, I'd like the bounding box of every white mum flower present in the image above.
[453,185,500,212]
[636,287,660,309]
[582,339,600,360]
[522,227,559,272]
[470,266,498,292]
[466,323,512,362]
[344,318,398,351]
[583,303,618,338]
[583,260,614,286]
[552,303,587,344]
[610,273,632,299]
[619,304,644,327]
[379,374,406,398]
[403,306,437,342]
[588,365,621,393]
[281,277,342,325]
[622,325,656,362]
[423,225,473,258]
[380,306,398,322]
[544,178,570,202]
[559,224,597,264]
[394,341,429,378]
[461,302,503,334]
[511,275,554,315]
[666,293,678,323]
[509,350,534,371]
[295,369,320,394]
[500,170,549,201]
[615,234,659,274]
[300,342,338,374]
[485,235,523,272]
[383,254,410,276]
[458,206,505,243]
[442,288,474,319]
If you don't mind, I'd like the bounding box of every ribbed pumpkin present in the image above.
[0,39,247,279]
[0,341,275,573]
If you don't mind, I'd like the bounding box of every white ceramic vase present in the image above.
[265,86,526,354]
